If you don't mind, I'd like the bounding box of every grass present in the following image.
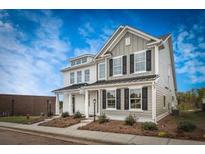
[0,116,44,124]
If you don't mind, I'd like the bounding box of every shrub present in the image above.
[158,131,168,137]
[125,114,136,126]
[61,112,69,118]
[74,111,82,118]
[142,122,158,131]
[98,113,109,124]
[177,121,196,132]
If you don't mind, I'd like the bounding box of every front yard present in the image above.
[79,111,205,141]
[0,116,45,124]
[39,116,82,128]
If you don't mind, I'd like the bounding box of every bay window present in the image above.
[107,90,116,109]
[129,88,142,109]
[135,51,146,73]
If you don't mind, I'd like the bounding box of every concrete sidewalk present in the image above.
[0,121,204,145]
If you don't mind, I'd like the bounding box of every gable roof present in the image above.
[95,25,162,59]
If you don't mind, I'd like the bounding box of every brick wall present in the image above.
[0,94,56,116]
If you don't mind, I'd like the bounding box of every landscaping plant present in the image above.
[158,131,168,137]
[61,112,69,118]
[125,114,136,126]
[98,113,109,124]
[177,121,196,132]
[74,111,82,118]
[142,122,158,131]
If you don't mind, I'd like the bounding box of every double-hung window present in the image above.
[98,63,105,80]
[77,71,82,83]
[113,56,122,76]
[107,90,116,109]
[135,51,146,73]
[84,69,90,82]
[129,88,142,110]
[70,72,75,84]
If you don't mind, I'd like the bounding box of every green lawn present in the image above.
[0,116,44,124]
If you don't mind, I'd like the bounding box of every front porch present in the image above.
[55,89,101,118]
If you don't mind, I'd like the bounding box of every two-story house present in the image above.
[53,25,177,123]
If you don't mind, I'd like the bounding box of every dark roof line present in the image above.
[52,75,158,92]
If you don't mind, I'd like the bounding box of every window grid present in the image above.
[77,71,82,83]
[70,72,75,84]
[129,88,142,110]
[84,69,90,82]
[134,51,146,73]
[113,57,122,75]
[107,90,116,109]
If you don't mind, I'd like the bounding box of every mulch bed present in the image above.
[79,114,205,141]
[39,116,81,128]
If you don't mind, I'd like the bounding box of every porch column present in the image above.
[68,93,73,115]
[152,81,157,123]
[55,93,60,115]
[85,90,89,118]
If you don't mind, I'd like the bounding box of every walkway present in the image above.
[0,121,204,145]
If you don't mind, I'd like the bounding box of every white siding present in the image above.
[63,64,96,87]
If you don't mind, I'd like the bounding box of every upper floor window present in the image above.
[135,51,146,73]
[125,37,131,46]
[107,90,116,109]
[70,72,75,84]
[76,59,81,65]
[71,61,75,66]
[113,56,122,76]
[163,95,166,108]
[84,69,90,82]
[77,71,82,83]
[129,88,141,110]
[98,62,105,80]
[82,57,87,63]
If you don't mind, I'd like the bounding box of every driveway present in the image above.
[0,128,79,145]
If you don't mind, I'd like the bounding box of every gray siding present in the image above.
[107,32,155,80]
[101,85,152,120]
[156,39,177,117]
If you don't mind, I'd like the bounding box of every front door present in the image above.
[72,95,75,113]
[89,91,98,115]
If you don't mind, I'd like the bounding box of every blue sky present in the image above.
[0,10,205,95]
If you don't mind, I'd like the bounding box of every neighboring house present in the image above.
[53,25,177,122]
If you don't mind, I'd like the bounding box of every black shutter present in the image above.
[102,90,106,109]
[123,56,127,74]
[116,89,121,110]
[130,54,134,74]
[109,59,113,76]
[142,87,148,110]
[146,50,151,71]
[124,88,129,110]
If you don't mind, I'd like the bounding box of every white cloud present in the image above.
[75,21,117,56]
[174,16,205,84]
[0,11,70,95]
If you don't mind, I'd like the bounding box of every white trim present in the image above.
[134,50,147,74]
[99,25,160,58]
[106,89,116,110]
[152,81,157,122]
[69,72,75,84]
[94,25,124,59]
[129,87,142,110]
[98,62,105,80]
[156,112,169,122]
[76,70,82,83]
[112,55,123,77]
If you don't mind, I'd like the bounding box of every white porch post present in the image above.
[68,93,73,115]
[85,90,89,118]
[152,81,157,123]
[55,93,60,115]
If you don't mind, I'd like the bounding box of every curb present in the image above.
[0,126,123,145]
